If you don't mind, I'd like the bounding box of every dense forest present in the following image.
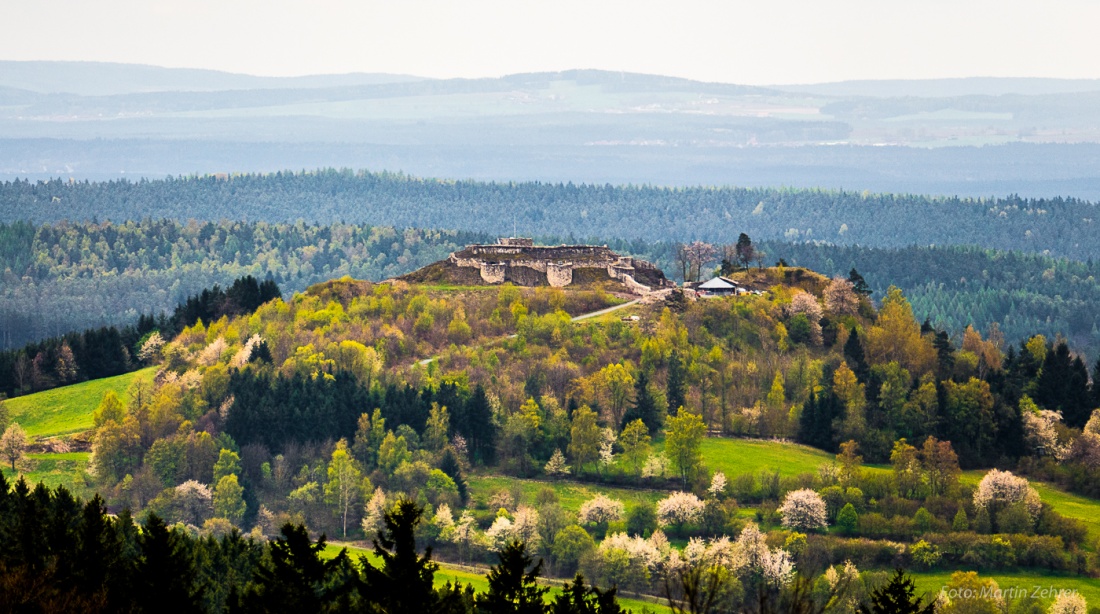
[1,171,1099,260]
[5,219,1100,359]
[0,220,486,347]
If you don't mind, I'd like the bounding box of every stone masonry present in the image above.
[448,238,667,292]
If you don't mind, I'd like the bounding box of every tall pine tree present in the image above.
[622,370,660,435]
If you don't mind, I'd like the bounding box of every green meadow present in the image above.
[4,367,157,437]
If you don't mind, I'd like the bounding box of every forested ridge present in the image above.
[2,170,1099,260]
[5,218,1100,359]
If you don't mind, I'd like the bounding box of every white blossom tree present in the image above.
[362,487,388,537]
[137,332,165,363]
[787,291,824,345]
[1021,396,1068,459]
[736,522,795,587]
[641,453,668,479]
[174,480,214,526]
[485,515,515,552]
[656,491,704,531]
[448,510,483,563]
[974,469,1042,519]
[598,427,616,474]
[197,337,229,367]
[599,532,663,570]
[1049,592,1088,614]
[544,448,571,478]
[778,488,828,532]
[511,506,540,548]
[824,277,860,317]
[707,472,728,499]
[578,494,626,526]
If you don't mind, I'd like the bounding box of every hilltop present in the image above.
[398,238,672,295]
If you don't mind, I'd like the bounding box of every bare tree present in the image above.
[12,353,31,393]
[684,241,718,282]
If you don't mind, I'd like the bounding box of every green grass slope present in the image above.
[911,571,1100,608]
[4,367,157,438]
[1,452,92,498]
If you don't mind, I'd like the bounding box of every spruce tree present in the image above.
[844,329,871,384]
[477,540,549,614]
[1092,357,1100,410]
[857,569,935,614]
[463,385,497,465]
[136,515,203,612]
[362,499,440,613]
[551,574,624,614]
[622,370,660,435]
[849,268,872,296]
[439,446,469,504]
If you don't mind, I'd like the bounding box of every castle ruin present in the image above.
[447,238,668,292]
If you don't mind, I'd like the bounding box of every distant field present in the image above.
[1,452,91,498]
[468,475,665,513]
[323,542,670,613]
[911,571,1100,608]
[694,438,837,478]
[4,367,157,437]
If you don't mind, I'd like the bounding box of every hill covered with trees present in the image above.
[6,264,1100,611]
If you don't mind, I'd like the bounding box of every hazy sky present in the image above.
[4,0,1099,84]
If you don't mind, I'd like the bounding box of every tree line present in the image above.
[0,275,280,399]
[1,170,1098,261]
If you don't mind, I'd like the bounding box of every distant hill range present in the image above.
[3,61,1100,200]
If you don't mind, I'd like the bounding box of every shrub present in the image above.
[837,503,859,535]
[552,525,595,574]
[912,507,935,534]
[909,540,941,569]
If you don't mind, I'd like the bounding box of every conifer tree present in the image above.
[477,540,550,614]
[439,446,469,504]
[622,370,660,435]
[844,328,871,384]
[362,499,440,613]
[857,569,935,614]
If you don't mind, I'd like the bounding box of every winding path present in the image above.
[414,298,641,367]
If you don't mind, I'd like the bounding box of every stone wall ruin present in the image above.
[447,238,668,293]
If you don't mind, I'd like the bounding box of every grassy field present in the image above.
[4,367,157,437]
[322,542,669,612]
[1,452,92,498]
[468,475,666,513]
[910,570,1100,608]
